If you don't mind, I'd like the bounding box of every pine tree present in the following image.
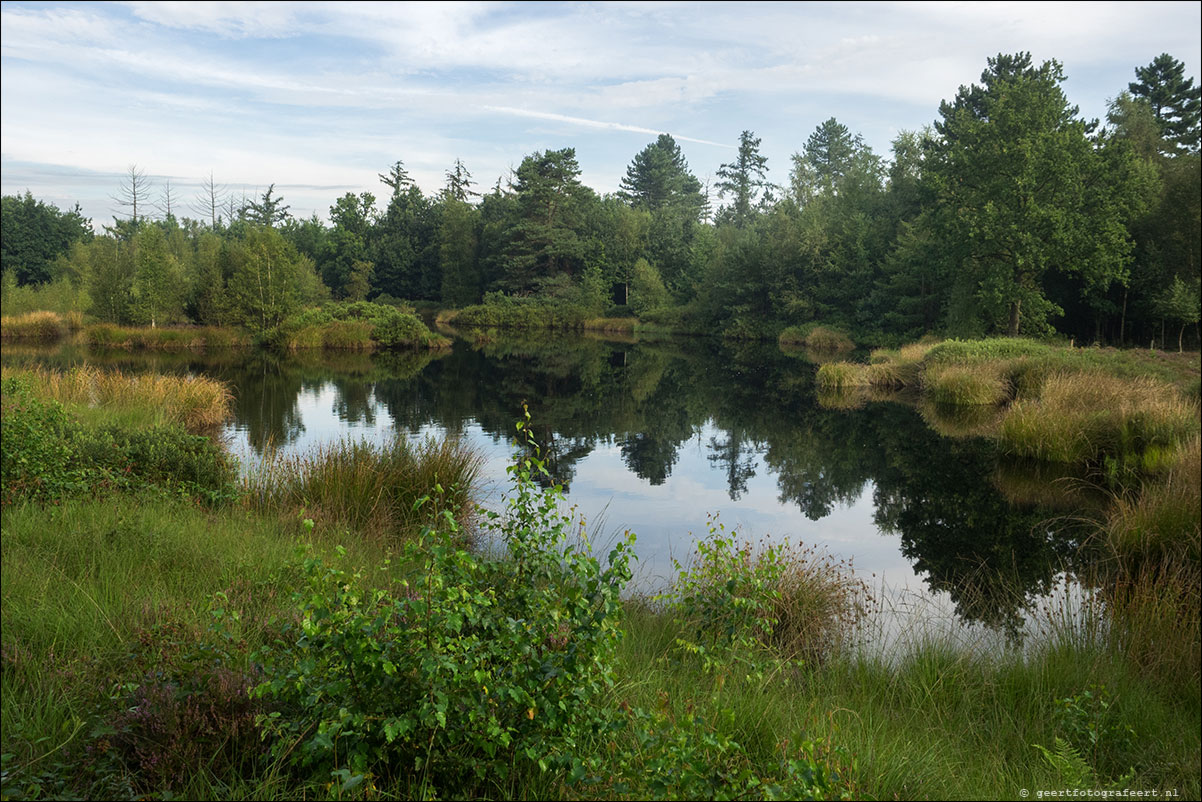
[1129,53,1201,154]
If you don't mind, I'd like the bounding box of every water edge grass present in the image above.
[243,436,483,541]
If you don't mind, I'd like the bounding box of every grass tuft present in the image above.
[244,437,482,540]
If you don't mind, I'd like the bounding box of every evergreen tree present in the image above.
[438,199,480,305]
[241,184,291,227]
[443,159,480,202]
[502,148,594,292]
[1129,53,1201,154]
[715,130,770,228]
[619,134,704,215]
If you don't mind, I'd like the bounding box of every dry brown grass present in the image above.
[0,311,76,341]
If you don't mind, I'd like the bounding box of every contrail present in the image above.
[483,105,734,148]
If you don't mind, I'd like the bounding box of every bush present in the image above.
[95,637,265,793]
[0,377,239,506]
[281,301,446,350]
[252,419,635,796]
[661,519,871,673]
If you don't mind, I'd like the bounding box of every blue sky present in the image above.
[2,1,1199,226]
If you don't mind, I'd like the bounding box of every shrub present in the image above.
[0,377,83,503]
[252,420,635,796]
[0,377,238,506]
[96,649,264,793]
[661,519,871,674]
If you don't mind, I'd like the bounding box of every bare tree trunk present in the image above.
[1008,299,1021,337]
[1119,288,1128,345]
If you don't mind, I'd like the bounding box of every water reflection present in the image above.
[3,334,1098,634]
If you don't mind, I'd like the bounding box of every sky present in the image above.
[2,1,1200,226]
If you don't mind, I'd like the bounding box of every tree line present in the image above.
[2,52,1198,348]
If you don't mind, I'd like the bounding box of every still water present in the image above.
[5,332,1102,641]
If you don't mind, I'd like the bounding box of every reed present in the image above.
[0,365,232,432]
[925,363,1010,406]
[1000,372,1199,464]
[244,436,482,540]
[815,361,864,390]
[1104,435,1201,565]
[84,324,251,350]
[0,311,72,342]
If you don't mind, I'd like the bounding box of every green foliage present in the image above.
[129,225,186,327]
[1,192,92,286]
[253,417,634,796]
[0,377,238,506]
[225,225,314,335]
[629,258,670,317]
[596,707,853,801]
[279,300,444,350]
[715,131,771,228]
[89,625,265,794]
[660,518,789,679]
[0,274,90,319]
[450,289,601,331]
[927,53,1140,336]
[1129,53,1201,154]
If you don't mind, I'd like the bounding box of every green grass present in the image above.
[85,324,252,350]
[2,351,1199,799]
[926,363,1011,405]
[244,436,482,541]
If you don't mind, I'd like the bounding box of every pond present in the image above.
[4,332,1104,643]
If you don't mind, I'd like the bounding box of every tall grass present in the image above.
[1104,435,1201,565]
[85,324,251,350]
[925,363,1010,405]
[0,311,82,342]
[778,324,855,351]
[0,365,232,431]
[1000,372,1200,464]
[244,436,482,540]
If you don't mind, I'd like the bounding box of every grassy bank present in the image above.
[0,310,84,342]
[0,302,451,352]
[817,338,1201,471]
